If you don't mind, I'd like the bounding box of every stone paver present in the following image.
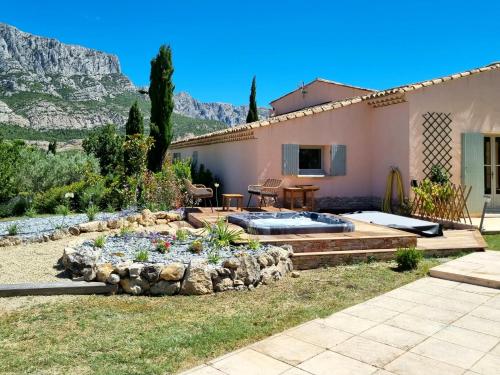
[210,349,291,375]
[410,337,484,369]
[385,352,464,375]
[298,350,377,375]
[251,334,325,365]
[285,320,352,348]
[433,325,499,352]
[180,277,500,375]
[331,336,404,367]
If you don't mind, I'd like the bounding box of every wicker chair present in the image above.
[184,179,214,212]
[247,178,283,208]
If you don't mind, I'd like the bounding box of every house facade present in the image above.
[171,63,500,215]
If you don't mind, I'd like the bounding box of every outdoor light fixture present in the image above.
[214,182,220,207]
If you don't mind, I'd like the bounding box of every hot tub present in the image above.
[227,211,355,235]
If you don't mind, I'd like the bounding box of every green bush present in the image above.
[82,124,124,176]
[7,223,18,236]
[395,247,423,271]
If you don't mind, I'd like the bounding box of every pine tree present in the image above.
[147,45,175,172]
[125,101,144,136]
[246,76,258,123]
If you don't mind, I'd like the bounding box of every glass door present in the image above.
[483,136,500,207]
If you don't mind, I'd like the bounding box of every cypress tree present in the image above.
[147,45,175,172]
[246,76,259,123]
[125,101,144,136]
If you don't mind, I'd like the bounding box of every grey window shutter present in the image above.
[461,133,484,214]
[331,144,346,176]
[282,144,299,175]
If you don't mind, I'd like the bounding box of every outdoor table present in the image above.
[222,193,244,211]
[283,187,304,210]
[296,185,320,211]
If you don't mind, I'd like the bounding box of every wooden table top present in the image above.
[283,187,304,191]
[222,193,244,198]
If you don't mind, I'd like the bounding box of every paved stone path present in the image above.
[180,277,500,375]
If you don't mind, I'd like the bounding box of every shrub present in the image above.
[429,164,450,185]
[207,248,220,264]
[86,204,99,221]
[189,240,203,254]
[203,218,243,248]
[395,247,423,271]
[82,124,124,176]
[247,238,261,250]
[123,134,152,176]
[175,228,189,241]
[120,225,133,236]
[55,204,70,216]
[94,235,106,248]
[135,249,149,262]
[7,223,18,236]
[25,206,37,218]
[141,165,181,211]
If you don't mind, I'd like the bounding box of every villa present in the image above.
[171,62,500,215]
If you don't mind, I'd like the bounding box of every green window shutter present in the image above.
[331,144,346,176]
[282,144,299,175]
[461,133,484,213]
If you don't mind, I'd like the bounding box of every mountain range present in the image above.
[0,23,268,140]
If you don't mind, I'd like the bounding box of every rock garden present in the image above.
[60,215,294,296]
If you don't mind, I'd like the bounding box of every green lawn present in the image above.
[0,259,444,375]
[484,234,500,250]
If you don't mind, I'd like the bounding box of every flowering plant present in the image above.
[153,239,171,254]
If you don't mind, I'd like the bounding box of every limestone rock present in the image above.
[155,219,168,225]
[166,212,182,221]
[291,271,300,278]
[213,277,234,292]
[79,221,107,233]
[82,267,96,281]
[180,259,213,295]
[222,258,240,270]
[114,260,133,277]
[68,226,80,236]
[140,265,162,283]
[153,211,169,219]
[235,255,261,286]
[128,263,144,279]
[120,277,149,295]
[150,281,180,296]
[260,266,282,285]
[233,279,244,287]
[107,273,120,285]
[50,229,67,241]
[266,247,290,265]
[107,219,124,229]
[257,254,274,268]
[96,263,114,282]
[160,263,186,281]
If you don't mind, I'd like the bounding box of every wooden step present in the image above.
[292,247,484,270]
[0,281,118,297]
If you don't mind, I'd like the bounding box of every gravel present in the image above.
[0,209,136,240]
[77,232,268,266]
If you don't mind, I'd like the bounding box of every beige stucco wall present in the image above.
[271,80,372,116]
[173,101,411,207]
[408,69,500,196]
[369,102,411,198]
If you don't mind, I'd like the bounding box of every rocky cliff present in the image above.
[0,23,267,137]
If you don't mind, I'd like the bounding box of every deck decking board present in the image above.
[187,208,485,269]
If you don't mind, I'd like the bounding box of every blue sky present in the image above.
[1,0,499,106]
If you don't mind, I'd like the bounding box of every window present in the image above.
[172,152,181,161]
[299,146,323,175]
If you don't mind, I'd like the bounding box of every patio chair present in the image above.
[247,178,283,208]
[184,179,214,212]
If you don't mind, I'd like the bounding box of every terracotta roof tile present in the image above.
[172,62,500,147]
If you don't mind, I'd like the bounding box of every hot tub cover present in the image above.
[343,211,442,237]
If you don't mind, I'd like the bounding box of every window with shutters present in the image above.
[299,146,323,175]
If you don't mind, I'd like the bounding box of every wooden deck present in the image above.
[186,207,486,269]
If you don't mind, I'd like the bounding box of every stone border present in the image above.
[60,244,294,296]
[0,209,182,247]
